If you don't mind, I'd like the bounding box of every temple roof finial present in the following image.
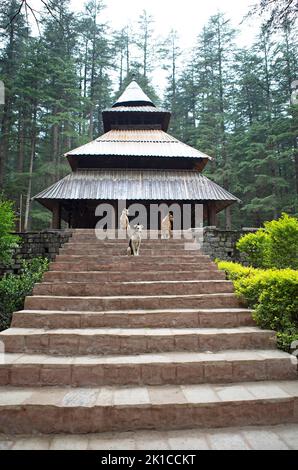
[112,80,155,108]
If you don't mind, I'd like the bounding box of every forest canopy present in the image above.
[0,0,297,230]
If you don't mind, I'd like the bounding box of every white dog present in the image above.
[161,212,174,239]
[127,224,144,256]
[120,209,130,231]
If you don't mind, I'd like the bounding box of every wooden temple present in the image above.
[33,80,239,229]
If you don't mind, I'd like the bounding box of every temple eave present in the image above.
[33,169,239,206]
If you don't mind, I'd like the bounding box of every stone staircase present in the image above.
[0,229,297,435]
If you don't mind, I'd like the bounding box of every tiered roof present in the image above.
[34,80,239,210]
[35,169,239,211]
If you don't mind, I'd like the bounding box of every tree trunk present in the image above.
[126,31,130,74]
[143,27,148,77]
[0,102,10,186]
[24,105,37,232]
[53,122,59,181]
[82,38,89,136]
[294,142,298,194]
[262,32,272,121]
[89,5,97,140]
[119,46,124,88]
[225,206,232,230]
[17,109,25,173]
[217,18,226,167]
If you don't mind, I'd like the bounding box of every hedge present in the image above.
[217,261,298,352]
[236,213,298,269]
[0,257,49,330]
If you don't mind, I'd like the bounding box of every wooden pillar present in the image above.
[52,202,61,229]
[208,203,217,227]
[225,206,232,230]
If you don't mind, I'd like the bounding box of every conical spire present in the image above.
[112,80,155,108]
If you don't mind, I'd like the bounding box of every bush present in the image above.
[0,257,49,330]
[237,213,298,269]
[264,213,298,269]
[217,260,257,281]
[217,261,298,352]
[235,269,298,331]
[0,194,20,265]
[276,331,298,353]
[236,230,270,268]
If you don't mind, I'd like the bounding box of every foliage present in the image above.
[264,213,298,269]
[237,214,298,268]
[236,230,270,268]
[276,331,298,352]
[249,0,297,30]
[0,257,49,330]
[0,194,20,265]
[216,260,256,280]
[217,260,298,352]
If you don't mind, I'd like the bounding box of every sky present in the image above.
[29,0,262,95]
[73,0,262,94]
[97,0,259,49]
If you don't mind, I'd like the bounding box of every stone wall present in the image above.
[0,227,258,277]
[200,226,258,262]
[0,230,73,276]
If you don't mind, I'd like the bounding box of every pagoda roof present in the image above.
[33,169,239,212]
[65,129,212,163]
[103,105,168,113]
[113,80,155,107]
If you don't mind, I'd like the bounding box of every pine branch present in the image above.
[26,3,41,35]
[40,0,63,27]
[5,0,25,29]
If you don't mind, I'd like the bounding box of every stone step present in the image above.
[54,254,211,264]
[62,241,200,248]
[70,236,191,244]
[24,293,243,311]
[49,261,218,272]
[3,423,298,450]
[33,280,234,297]
[12,308,254,329]
[0,380,297,434]
[43,270,226,283]
[1,350,296,387]
[71,230,193,235]
[60,248,204,256]
[0,327,276,355]
[60,246,203,256]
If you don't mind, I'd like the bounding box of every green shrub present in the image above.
[217,260,298,352]
[237,213,298,269]
[0,257,49,330]
[236,230,270,268]
[235,269,298,332]
[264,213,298,270]
[216,260,256,281]
[0,194,20,265]
[276,332,298,353]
